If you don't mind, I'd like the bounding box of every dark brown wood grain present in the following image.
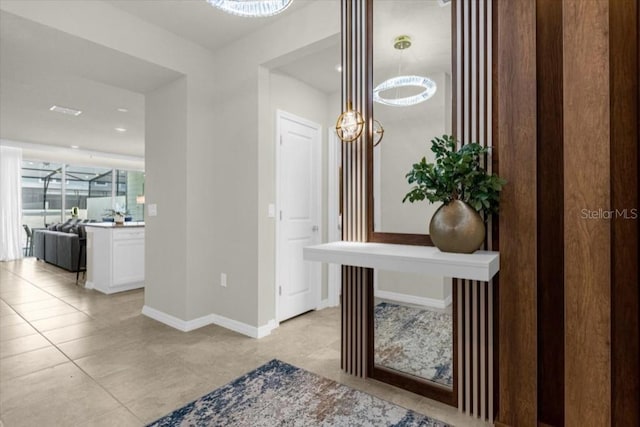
[535,0,565,425]
[610,0,639,425]
[563,0,611,425]
[491,1,500,418]
[495,0,538,425]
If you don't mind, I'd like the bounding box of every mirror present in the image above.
[373,273,453,388]
[368,0,453,241]
[365,0,457,406]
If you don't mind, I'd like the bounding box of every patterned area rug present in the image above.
[147,359,449,427]
[375,302,453,387]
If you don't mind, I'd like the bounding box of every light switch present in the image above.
[268,203,276,218]
[148,203,158,217]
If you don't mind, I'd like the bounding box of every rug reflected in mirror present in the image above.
[147,359,449,427]
[374,302,453,387]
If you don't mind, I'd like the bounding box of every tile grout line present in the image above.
[0,264,145,425]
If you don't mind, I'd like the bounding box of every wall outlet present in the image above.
[220,273,227,287]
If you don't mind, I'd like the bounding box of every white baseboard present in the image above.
[141,305,277,338]
[256,319,278,339]
[316,298,337,310]
[375,290,452,310]
[142,305,197,332]
[208,313,277,339]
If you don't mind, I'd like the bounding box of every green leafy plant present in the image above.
[403,135,506,218]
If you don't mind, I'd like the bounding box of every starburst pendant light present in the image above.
[373,35,437,107]
[206,0,293,17]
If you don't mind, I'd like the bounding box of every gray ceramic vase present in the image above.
[429,200,485,253]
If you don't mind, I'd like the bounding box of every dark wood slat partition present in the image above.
[340,0,369,378]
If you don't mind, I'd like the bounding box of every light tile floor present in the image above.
[0,258,490,427]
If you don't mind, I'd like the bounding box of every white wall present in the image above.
[210,2,340,329]
[145,76,188,319]
[1,0,340,333]
[374,72,451,234]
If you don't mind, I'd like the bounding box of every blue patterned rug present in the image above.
[375,302,453,387]
[147,359,449,426]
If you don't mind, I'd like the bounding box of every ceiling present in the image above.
[275,41,341,95]
[373,0,452,79]
[105,0,313,53]
[0,10,181,158]
[0,0,451,162]
[0,0,318,161]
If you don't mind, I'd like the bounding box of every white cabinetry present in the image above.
[85,223,145,294]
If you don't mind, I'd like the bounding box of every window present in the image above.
[21,161,63,228]
[21,160,145,227]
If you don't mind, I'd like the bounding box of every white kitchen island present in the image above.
[85,222,145,294]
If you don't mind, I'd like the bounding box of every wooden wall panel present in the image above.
[536,0,565,425]
[495,0,538,425]
[563,0,611,425]
[341,0,499,418]
[455,0,496,420]
[610,0,639,425]
[340,0,369,378]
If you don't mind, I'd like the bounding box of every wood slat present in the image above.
[535,0,565,425]
[563,0,611,425]
[495,0,538,425]
[610,0,640,424]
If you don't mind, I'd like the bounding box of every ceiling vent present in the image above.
[49,105,82,116]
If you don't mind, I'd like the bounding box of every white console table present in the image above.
[85,223,145,294]
[303,241,499,281]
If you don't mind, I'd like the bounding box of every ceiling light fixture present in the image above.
[117,108,128,113]
[373,35,437,107]
[115,127,127,133]
[49,105,82,116]
[70,145,79,149]
[374,75,437,107]
[205,0,293,17]
[335,64,343,73]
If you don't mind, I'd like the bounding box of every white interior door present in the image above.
[277,111,321,322]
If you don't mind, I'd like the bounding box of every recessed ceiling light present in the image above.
[70,145,79,149]
[117,108,128,113]
[335,64,343,72]
[115,127,127,133]
[49,105,82,116]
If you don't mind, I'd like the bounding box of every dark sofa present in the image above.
[33,219,94,272]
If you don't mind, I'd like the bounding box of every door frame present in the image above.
[275,109,323,323]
